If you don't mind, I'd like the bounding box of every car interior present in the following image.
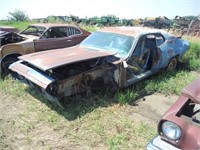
[127,34,159,77]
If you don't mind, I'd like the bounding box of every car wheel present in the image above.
[79,74,92,91]
[2,57,18,74]
[167,58,177,71]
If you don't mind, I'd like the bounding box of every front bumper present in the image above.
[146,136,180,150]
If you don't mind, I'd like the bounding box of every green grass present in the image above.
[0,86,157,149]
[182,37,200,70]
[80,24,99,32]
[115,70,197,105]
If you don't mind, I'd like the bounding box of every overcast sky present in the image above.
[0,0,199,20]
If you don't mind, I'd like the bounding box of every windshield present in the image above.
[80,31,135,58]
[20,26,46,36]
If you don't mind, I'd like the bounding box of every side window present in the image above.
[41,27,82,38]
[44,27,66,38]
[155,34,165,46]
[66,27,81,36]
[42,29,51,38]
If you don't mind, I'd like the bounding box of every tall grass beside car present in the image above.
[182,36,200,70]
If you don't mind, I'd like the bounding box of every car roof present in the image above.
[98,26,168,37]
[29,23,78,29]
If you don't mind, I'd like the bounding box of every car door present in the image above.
[34,27,82,52]
[125,34,163,82]
[65,27,86,45]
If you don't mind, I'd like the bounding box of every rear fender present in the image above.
[158,37,189,68]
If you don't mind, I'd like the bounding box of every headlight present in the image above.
[161,121,181,141]
[47,82,57,95]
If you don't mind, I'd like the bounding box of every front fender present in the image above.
[0,44,23,58]
[0,41,35,75]
[0,40,35,59]
[0,45,22,75]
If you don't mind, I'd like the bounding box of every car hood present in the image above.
[182,78,200,104]
[19,46,115,71]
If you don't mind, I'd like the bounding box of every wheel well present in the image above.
[166,55,179,71]
[2,53,22,63]
[0,53,22,73]
[167,55,179,66]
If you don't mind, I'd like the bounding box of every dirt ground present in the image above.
[131,93,178,124]
[0,89,178,149]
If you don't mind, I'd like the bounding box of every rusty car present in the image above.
[9,27,189,108]
[0,23,90,73]
[146,78,200,150]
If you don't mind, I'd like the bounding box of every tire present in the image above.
[2,57,18,74]
[167,58,177,71]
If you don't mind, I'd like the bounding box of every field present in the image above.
[0,21,200,149]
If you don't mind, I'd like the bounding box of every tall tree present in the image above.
[8,9,29,21]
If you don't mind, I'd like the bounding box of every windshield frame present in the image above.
[19,26,47,37]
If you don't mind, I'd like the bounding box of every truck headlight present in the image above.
[161,121,181,141]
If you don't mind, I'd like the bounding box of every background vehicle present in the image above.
[143,16,171,29]
[0,23,90,73]
[146,78,200,150]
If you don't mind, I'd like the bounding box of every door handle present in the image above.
[67,40,71,42]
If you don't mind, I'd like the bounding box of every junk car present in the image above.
[9,27,189,108]
[0,24,90,73]
[146,78,200,150]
